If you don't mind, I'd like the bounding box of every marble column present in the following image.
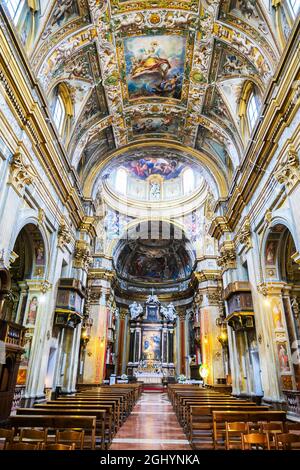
[83,281,111,384]
[198,287,225,385]
[177,311,186,375]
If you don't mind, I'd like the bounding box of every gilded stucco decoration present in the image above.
[27,0,280,185]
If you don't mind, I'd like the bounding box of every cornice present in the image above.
[208,216,231,240]
[223,19,300,231]
[223,281,252,300]
[0,14,85,228]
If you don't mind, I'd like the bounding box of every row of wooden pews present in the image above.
[168,384,292,449]
[4,383,142,450]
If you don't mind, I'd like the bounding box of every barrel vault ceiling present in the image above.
[31,0,281,185]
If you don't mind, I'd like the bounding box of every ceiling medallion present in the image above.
[191,71,205,84]
[149,13,161,25]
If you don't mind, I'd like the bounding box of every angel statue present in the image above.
[161,303,177,322]
[129,301,143,320]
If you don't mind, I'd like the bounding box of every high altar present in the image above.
[127,295,176,383]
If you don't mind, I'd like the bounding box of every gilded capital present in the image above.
[238,217,252,250]
[274,148,300,193]
[80,216,97,238]
[217,241,236,271]
[73,240,93,271]
[9,151,36,196]
[58,220,72,248]
[208,216,231,240]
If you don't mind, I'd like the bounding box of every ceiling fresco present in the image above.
[100,146,218,195]
[122,34,187,101]
[115,235,195,284]
[30,0,282,190]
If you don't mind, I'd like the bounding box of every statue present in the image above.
[129,301,143,320]
[149,181,161,200]
[146,293,160,304]
[161,303,177,322]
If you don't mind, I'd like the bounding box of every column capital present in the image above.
[58,218,73,249]
[257,281,287,296]
[26,279,52,293]
[217,241,236,272]
[8,150,36,196]
[73,240,93,271]
[273,147,300,193]
[79,216,97,238]
[237,216,252,250]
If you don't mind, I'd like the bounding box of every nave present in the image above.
[0,0,299,457]
[110,391,191,451]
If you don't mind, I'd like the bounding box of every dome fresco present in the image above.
[101,147,214,201]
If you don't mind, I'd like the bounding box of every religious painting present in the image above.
[20,333,33,368]
[46,0,79,31]
[16,368,27,385]
[128,254,181,282]
[271,297,284,330]
[26,296,38,326]
[132,115,180,136]
[281,374,293,390]
[265,240,278,265]
[145,304,159,322]
[142,330,161,361]
[277,342,290,373]
[124,157,185,180]
[35,241,45,265]
[123,35,186,100]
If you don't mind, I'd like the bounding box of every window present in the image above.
[115,168,127,195]
[288,0,299,18]
[5,0,24,22]
[247,92,259,132]
[53,95,65,135]
[183,168,195,194]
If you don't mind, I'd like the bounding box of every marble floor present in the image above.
[110,391,191,450]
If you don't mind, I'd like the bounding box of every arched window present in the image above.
[115,168,127,195]
[247,92,260,132]
[50,84,73,139]
[53,95,65,135]
[6,0,24,22]
[183,168,195,194]
[287,0,299,18]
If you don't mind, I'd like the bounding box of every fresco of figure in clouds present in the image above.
[124,35,186,100]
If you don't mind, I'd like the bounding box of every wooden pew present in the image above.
[181,399,256,430]
[212,410,287,449]
[16,408,107,449]
[189,405,271,448]
[34,403,115,443]
[10,415,97,450]
[51,399,121,429]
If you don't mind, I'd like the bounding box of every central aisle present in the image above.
[110,391,191,450]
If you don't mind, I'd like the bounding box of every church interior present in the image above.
[0,0,299,453]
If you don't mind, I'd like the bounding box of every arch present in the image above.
[261,216,300,282]
[112,219,196,286]
[106,216,194,259]
[83,141,228,199]
[261,220,300,391]
[8,215,50,275]
[1,222,48,326]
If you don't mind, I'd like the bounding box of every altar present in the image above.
[135,372,163,384]
[133,360,164,384]
[127,295,176,380]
